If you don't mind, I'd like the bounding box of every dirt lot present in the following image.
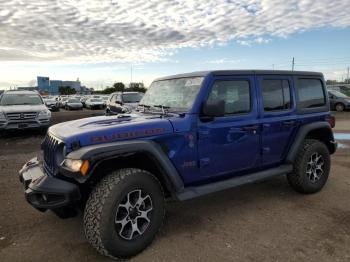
[0,111,349,262]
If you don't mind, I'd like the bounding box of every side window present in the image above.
[297,79,326,108]
[261,79,291,111]
[116,94,122,103]
[109,95,115,102]
[208,80,250,115]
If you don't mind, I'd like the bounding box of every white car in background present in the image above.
[58,97,69,108]
[64,98,83,110]
[0,90,51,130]
[85,98,104,109]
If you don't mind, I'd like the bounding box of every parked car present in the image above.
[101,96,109,108]
[43,98,59,112]
[65,98,83,110]
[80,96,89,107]
[106,91,143,114]
[328,90,350,112]
[18,70,336,259]
[85,98,104,109]
[0,90,51,130]
[58,97,69,108]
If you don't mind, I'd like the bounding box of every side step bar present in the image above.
[176,164,293,201]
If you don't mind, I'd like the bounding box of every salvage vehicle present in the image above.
[106,91,144,115]
[0,90,51,130]
[64,98,83,111]
[85,98,104,109]
[328,90,350,112]
[18,70,336,259]
[43,98,59,112]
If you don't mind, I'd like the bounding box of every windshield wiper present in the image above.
[153,104,170,115]
[138,104,151,112]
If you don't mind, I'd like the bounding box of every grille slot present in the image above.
[42,134,64,175]
[6,112,37,121]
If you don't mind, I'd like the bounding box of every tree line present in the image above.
[92,82,147,94]
[59,82,147,95]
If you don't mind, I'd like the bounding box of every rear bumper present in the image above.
[19,158,81,211]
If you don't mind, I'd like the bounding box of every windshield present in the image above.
[68,99,80,103]
[122,93,143,103]
[0,93,43,106]
[91,99,102,102]
[140,77,204,111]
[329,90,348,98]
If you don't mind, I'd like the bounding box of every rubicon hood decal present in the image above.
[90,127,166,143]
[48,112,174,148]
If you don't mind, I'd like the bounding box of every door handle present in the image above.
[282,120,296,126]
[242,125,259,132]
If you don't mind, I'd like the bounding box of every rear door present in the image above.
[257,75,298,166]
[197,75,261,178]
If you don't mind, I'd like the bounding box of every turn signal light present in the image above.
[80,160,89,176]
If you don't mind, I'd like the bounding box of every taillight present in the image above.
[327,115,335,128]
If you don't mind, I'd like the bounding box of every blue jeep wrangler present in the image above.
[19,70,337,259]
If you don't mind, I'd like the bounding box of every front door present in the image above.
[197,76,261,178]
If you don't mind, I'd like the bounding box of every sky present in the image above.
[0,0,350,90]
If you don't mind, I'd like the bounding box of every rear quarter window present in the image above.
[297,78,326,109]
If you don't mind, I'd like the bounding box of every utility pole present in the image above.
[347,66,349,84]
[130,65,133,85]
[292,57,295,71]
[272,64,275,70]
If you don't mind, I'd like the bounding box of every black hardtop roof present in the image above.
[155,70,323,81]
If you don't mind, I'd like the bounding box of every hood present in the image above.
[67,102,82,106]
[124,102,139,109]
[49,112,174,150]
[0,104,47,113]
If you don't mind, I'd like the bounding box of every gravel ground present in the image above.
[0,110,349,262]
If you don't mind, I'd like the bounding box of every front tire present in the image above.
[84,168,165,259]
[287,139,330,194]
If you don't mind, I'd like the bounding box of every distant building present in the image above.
[62,80,81,93]
[0,90,4,95]
[37,76,50,93]
[36,76,85,95]
[50,80,63,95]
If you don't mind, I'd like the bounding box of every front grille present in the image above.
[42,134,64,175]
[6,112,37,121]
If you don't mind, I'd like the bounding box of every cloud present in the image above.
[0,0,349,63]
[205,58,243,64]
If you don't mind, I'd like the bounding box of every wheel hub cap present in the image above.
[115,189,153,240]
[306,152,324,183]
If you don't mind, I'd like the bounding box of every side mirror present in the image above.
[201,99,225,119]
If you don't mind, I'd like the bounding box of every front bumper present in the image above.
[18,158,81,211]
[0,119,50,130]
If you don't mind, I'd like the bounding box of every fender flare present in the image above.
[286,121,336,163]
[66,140,185,193]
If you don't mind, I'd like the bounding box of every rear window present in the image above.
[297,79,326,108]
[262,80,291,111]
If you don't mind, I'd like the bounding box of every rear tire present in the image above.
[287,139,330,194]
[335,103,345,112]
[83,168,165,259]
